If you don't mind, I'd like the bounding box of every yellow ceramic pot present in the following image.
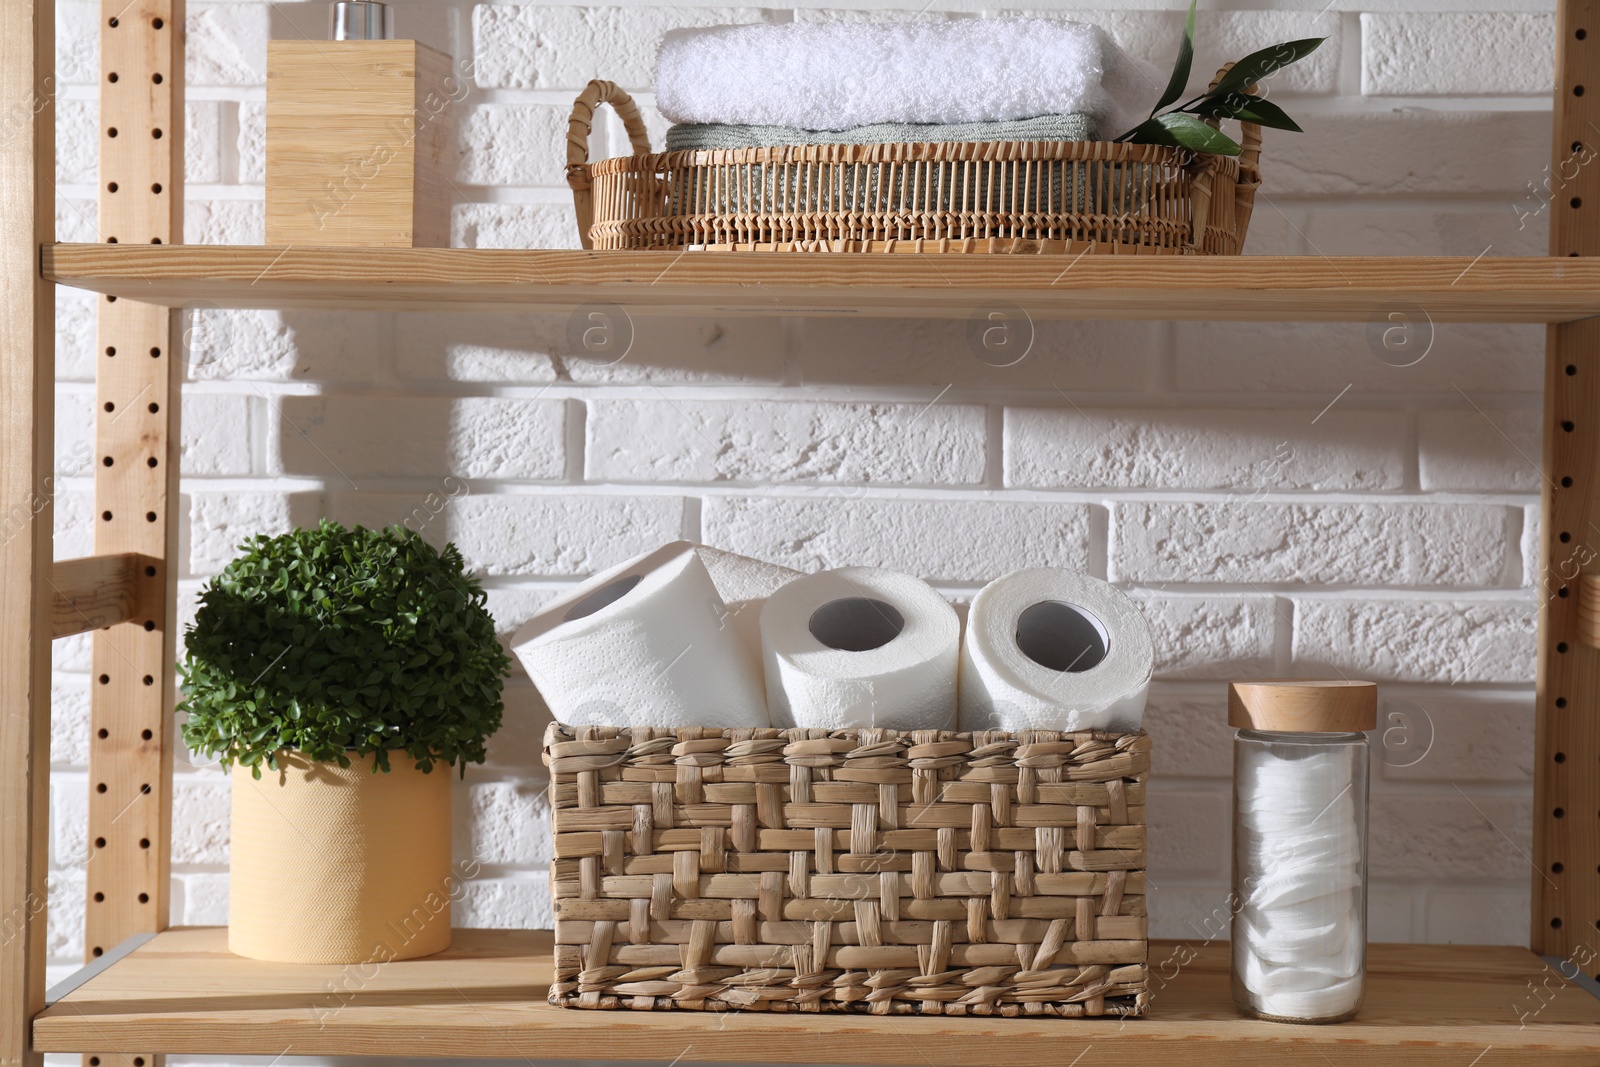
[228,751,453,964]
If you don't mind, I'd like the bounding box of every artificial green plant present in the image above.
[177,520,510,777]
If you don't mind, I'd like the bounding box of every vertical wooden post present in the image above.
[84,5,182,1067]
[0,1,55,1064]
[1537,0,1600,963]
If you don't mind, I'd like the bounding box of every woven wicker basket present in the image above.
[564,76,1259,255]
[543,723,1151,1017]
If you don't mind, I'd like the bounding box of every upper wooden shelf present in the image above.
[41,244,1600,322]
[32,927,1600,1064]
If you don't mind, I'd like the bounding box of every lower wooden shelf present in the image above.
[30,927,1600,1064]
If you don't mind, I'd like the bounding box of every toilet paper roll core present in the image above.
[565,574,643,621]
[1014,600,1111,674]
[809,597,905,652]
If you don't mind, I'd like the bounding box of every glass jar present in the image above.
[1228,680,1376,1023]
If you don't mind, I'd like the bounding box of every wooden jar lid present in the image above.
[1228,680,1377,732]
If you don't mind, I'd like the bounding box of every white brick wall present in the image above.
[703,496,1099,578]
[276,396,570,480]
[335,491,688,576]
[45,3,1555,1019]
[458,104,573,186]
[1136,595,1280,680]
[587,398,988,484]
[1295,597,1537,684]
[1362,13,1555,96]
[1419,406,1542,491]
[1005,408,1406,490]
[471,5,781,90]
[1173,320,1545,394]
[1111,502,1515,586]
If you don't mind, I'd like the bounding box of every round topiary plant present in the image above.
[178,520,511,776]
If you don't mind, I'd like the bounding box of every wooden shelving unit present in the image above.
[33,929,1600,1065]
[4,1,1599,1065]
[42,243,1600,320]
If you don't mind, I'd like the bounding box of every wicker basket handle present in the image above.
[567,80,651,249]
[1189,63,1262,252]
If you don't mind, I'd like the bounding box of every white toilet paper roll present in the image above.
[696,545,802,671]
[959,568,1153,732]
[698,545,801,604]
[760,567,960,731]
[511,542,769,729]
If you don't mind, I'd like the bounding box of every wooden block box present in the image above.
[543,724,1151,1017]
[265,40,456,247]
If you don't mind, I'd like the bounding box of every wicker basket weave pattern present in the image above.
[544,724,1152,1017]
[565,77,1259,255]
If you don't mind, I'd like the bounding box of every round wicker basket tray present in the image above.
[564,75,1261,256]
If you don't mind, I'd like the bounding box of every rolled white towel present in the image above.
[656,19,1161,138]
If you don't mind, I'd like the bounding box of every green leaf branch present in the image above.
[1115,0,1325,156]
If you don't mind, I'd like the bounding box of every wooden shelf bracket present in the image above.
[49,553,149,639]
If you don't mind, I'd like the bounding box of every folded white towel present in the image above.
[655,19,1161,138]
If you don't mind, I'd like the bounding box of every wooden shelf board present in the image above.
[31,928,1600,1064]
[41,244,1600,322]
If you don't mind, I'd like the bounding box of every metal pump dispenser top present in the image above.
[330,1,393,40]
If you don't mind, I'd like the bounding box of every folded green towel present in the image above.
[663,113,1098,152]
